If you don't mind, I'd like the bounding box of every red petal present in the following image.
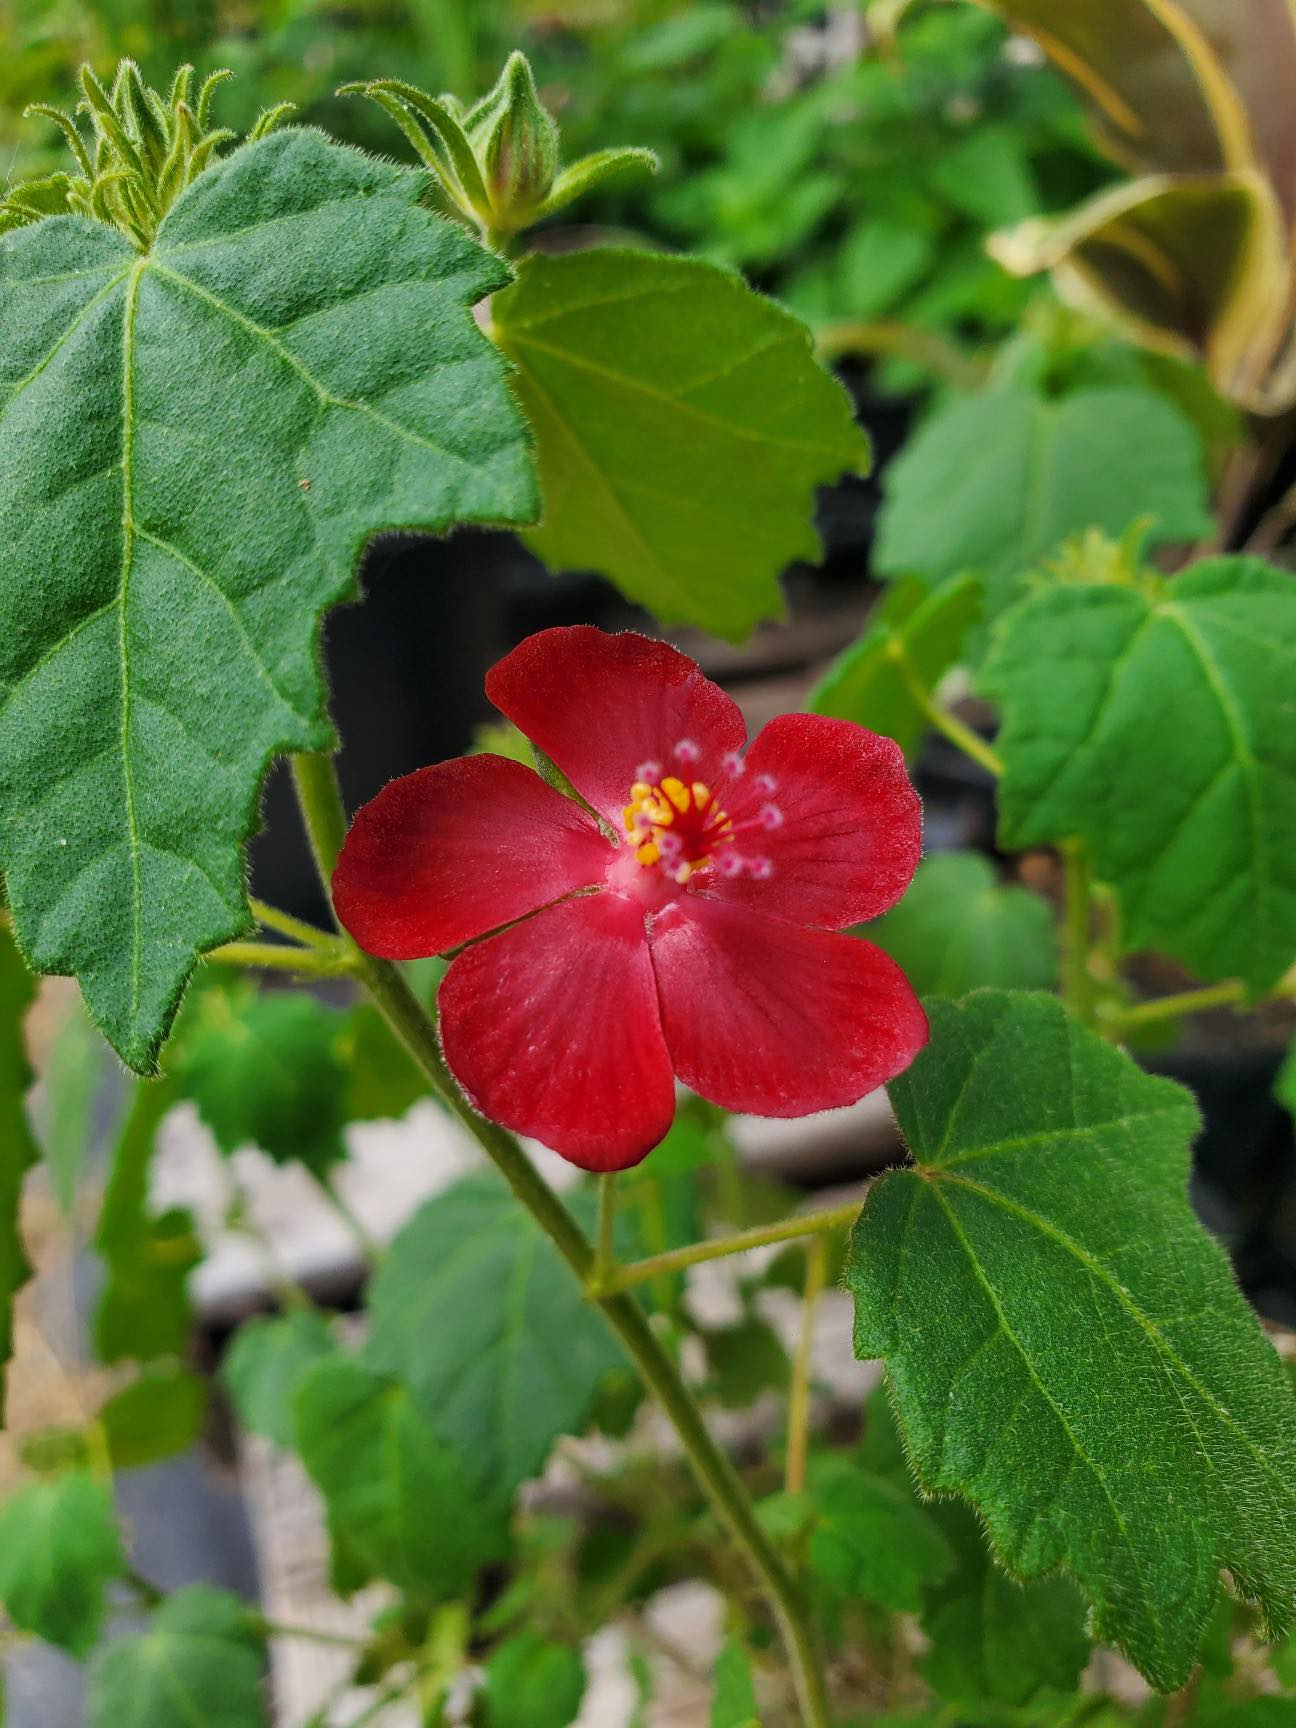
[438,892,675,1171]
[706,713,922,928]
[650,897,927,1117]
[332,755,611,959]
[486,627,747,824]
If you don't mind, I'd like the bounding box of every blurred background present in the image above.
[4,3,1295,1722]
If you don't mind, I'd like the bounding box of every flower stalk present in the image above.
[289,748,835,1728]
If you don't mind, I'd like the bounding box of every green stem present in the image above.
[205,939,356,977]
[251,1614,366,1650]
[601,1202,862,1294]
[1061,840,1094,1027]
[886,641,1003,778]
[785,1237,826,1497]
[250,897,337,949]
[593,1173,617,1291]
[316,1169,383,1262]
[290,753,833,1728]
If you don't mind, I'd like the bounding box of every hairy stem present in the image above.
[290,751,834,1728]
[786,1236,826,1496]
[250,897,337,949]
[205,939,356,977]
[1061,840,1094,1027]
[601,1202,863,1293]
[593,1172,618,1290]
[886,641,1003,778]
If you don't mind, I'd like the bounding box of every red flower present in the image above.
[332,627,927,1171]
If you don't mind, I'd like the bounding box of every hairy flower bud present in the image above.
[466,52,559,227]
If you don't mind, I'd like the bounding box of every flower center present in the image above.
[619,740,784,887]
[623,773,730,884]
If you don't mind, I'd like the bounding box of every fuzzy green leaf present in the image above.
[849,991,1296,1690]
[875,387,1211,617]
[710,1638,759,1728]
[492,247,867,639]
[175,987,349,1176]
[807,1453,953,1612]
[921,1499,1090,1708]
[365,1176,622,1499]
[87,1585,266,1728]
[222,1309,338,1450]
[484,1632,587,1728]
[0,926,39,1415]
[981,557,1296,993]
[0,1473,124,1656]
[809,575,982,755]
[868,852,1058,997]
[93,1076,199,1363]
[293,1357,509,1600]
[0,127,536,1072]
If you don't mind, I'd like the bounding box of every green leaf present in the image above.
[849,991,1296,1690]
[981,557,1296,993]
[710,1637,759,1728]
[703,1313,789,1409]
[0,127,536,1073]
[484,1632,587,1728]
[807,1453,953,1612]
[0,926,39,1416]
[222,1309,338,1450]
[868,852,1058,997]
[100,1365,207,1469]
[33,992,105,1215]
[175,987,348,1176]
[491,247,867,639]
[93,1075,199,1364]
[0,1473,124,1656]
[87,1585,266,1727]
[920,1498,1090,1708]
[293,1357,508,1600]
[340,1000,426,1124]
[365,1176,622,1499]
[809,576,982,756]
[875,387,1211,617]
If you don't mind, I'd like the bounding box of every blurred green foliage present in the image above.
[1,0,1104,370]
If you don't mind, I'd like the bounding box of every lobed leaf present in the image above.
[293,1357,509,1600]
[491,247,868,639]
[849,991,1296,1690]
[981,556,1296,992]
[868,851,1058,997]
[0,1473,124,1656]
[875,386,1211,618]
[364,1176,622,1500]
[222,1309,338,1450]
[175,986,350,1176]
[87,1585,266,1727]
[0,127,536,1072]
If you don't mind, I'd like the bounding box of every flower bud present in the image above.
[466,52,558,227]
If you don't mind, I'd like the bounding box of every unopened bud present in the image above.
[467,52,558,226]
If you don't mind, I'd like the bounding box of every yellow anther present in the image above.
[660,776,691,814]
